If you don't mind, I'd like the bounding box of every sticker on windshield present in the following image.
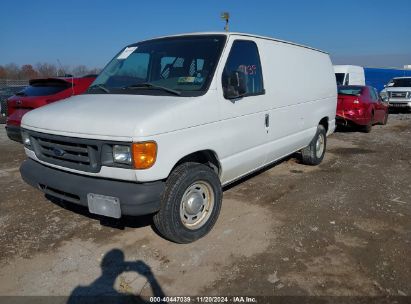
[117,46,138,60]
[178,76,204,84]
[178,77,195,83]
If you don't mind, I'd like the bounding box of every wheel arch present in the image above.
[319,116,329,132]
[171,149,222,178]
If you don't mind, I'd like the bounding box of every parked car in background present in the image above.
[6,75,96,142]
[19,32,337,243]
[336,85,388,132]
[380,77,411,111]
[334,65,411,91]
[0,86,27,123]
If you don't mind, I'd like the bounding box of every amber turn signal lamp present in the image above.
[132,142,157,169]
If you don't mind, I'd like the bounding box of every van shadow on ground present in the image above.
[67,249,165,304]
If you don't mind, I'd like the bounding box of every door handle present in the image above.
[265,113,270,128]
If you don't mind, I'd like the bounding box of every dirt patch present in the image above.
[0,114,410,297]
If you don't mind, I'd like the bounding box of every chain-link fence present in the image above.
[0,79,29,89]
[0,80,29,122]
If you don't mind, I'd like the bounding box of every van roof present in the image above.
[132,32,328,55]
[334,65,363,68]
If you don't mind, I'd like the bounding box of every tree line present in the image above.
[0,63,101,80]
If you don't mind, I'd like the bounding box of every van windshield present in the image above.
[89,35,227,97]
[387,78,411,88]
[335,73,345,85]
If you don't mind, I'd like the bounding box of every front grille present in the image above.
[389,92,408,98]
[30,132,101,173]
[389,103,408,107]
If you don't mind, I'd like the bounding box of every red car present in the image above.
[6,75,96,142]
[336,85,389,132]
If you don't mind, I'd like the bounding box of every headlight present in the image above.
[21,131,32,148]
[110,142,157,169]
[112,145,132,164]
[380,91,389,101]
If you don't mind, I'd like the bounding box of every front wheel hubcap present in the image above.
[180,181,215,230]
[315,133,325,158]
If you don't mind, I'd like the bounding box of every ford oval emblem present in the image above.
[52,148,65,157]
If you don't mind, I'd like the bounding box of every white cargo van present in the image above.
[20,33,337,243]
[334,65,366,86]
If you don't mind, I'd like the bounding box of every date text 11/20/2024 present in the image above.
[149,296,257,303]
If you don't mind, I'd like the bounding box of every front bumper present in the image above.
[20,159,165,217]
[5,125,22,142]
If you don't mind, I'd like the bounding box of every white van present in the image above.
[334,65,366,86]
[20,32,337,243]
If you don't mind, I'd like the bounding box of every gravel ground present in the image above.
[0,114,410,303]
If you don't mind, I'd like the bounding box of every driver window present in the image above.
[222,40,264,97]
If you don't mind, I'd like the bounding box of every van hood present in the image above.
[21,94,215,140]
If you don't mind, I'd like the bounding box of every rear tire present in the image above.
[153,162,222,243]
[301,125,327,166]
[362,120,372,133]
[362,111,373,132]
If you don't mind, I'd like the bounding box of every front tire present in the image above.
[301,125,327,166]
[153,162,222,243]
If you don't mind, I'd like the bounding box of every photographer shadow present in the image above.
[68,249,165,304]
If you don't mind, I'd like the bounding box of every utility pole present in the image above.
[221,12,230,32]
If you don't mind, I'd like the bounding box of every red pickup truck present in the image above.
[6,75,96,142]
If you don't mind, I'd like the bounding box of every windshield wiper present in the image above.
[88,84,110,93]
[123,83,181,96]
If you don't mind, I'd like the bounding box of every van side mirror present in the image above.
[224,71,247,99]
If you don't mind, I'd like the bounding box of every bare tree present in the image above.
[20,64,39,79]
[71,65,88,77]
[0,62,100,80]
[0,66,6,79]
[36,62,57,78]
[85,67,101,75]
[4,63,20,79]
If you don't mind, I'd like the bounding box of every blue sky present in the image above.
[1,0,410,68]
